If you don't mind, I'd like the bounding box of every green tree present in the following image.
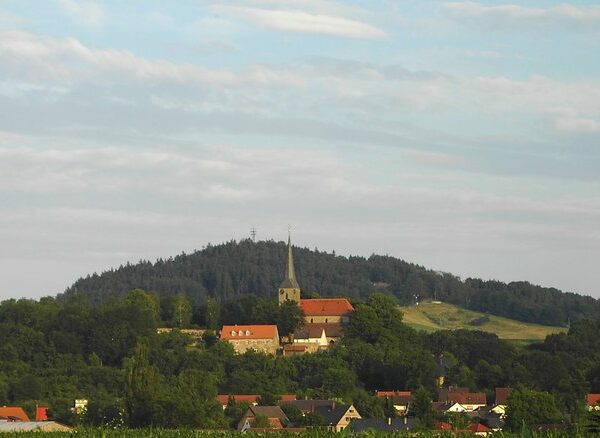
[411,386,435,428]
[276,300,304,338]
[163,294,193,328]
[125,289,160,325]
[505,388,563,431]
[204,298,220,330]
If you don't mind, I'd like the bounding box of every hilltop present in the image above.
[63,239,600,327]
[399,301,566,341]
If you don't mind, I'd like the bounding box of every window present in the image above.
[231,331,236,336]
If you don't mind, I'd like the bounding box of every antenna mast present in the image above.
[250,226,257,242]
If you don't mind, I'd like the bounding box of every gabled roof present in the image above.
[495,387,513,405]
[220,325,278,340]
[0,407,29,422]
[248,405,289,421]
[467,422,490,433]
[295,323,343,339]
[588,394,600,406]
[438,387,469,402]
[315,404,355,426]
[299,299,354,317]
[446,392,486,405]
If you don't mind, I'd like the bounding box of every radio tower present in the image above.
[250,226,257,242]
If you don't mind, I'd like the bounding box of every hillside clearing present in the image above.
[399,301,566,341]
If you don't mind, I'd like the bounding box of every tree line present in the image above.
[1,291,599,431]
[63,239,600,327]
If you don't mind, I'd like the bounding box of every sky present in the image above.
[0,0,599,300]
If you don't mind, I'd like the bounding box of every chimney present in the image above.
[331,401,335,410]
[404,416,407,425]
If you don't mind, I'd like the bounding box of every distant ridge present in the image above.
[62,239,600,327]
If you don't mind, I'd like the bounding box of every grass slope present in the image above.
[399,301,566,341]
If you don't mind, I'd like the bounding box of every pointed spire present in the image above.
[280,231,300,289]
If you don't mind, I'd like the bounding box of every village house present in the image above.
[314,403,362,432]
[0,407,29,422]
[220,325,279,355]
[293,323,343,349]
[491,387,512,417]
[237,405,289,431]
[375,390,412,416]
[588,394,600,411]
[437,387,487,412]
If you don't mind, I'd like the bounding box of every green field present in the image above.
[399,301,566,341]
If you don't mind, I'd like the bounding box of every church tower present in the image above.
[278,233,301,305]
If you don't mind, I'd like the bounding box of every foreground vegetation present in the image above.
[399,301,566,340]
[1,290,600,432]
[63,239,600,327]
[0,430,596,438]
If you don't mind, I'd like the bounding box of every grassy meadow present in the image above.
[399,301,566,341]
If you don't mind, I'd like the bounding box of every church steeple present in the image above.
[278,232,301,305]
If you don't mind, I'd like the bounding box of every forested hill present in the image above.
[63,239,600,327]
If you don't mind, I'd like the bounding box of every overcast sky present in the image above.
[1,0,599,300]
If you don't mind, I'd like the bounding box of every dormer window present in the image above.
[245,330,251,336]
[231,331,236,336]
[238,330,244,336]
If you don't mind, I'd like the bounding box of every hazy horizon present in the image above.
[1,1,599,300]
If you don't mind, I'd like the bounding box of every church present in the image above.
[279,235,354,354]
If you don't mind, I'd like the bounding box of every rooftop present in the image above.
[220,325,278,340]
[299,299,354,317]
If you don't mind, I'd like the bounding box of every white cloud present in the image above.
[215,6,386,39]
[59,0,104,26]
[555,118,600,134]
[445,2,600,28]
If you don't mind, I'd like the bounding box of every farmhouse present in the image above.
[220,324,279,355]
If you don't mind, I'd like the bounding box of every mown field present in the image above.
[399,301,566,341]
[0,430,587,438]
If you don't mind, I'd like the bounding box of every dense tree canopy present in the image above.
[1,289,599,431]
[63,239,600,327]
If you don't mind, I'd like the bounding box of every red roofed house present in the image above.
[375,391,412,415]
[237,405,289,431]
[299,299,353,324]
[466,422,491,436]
[220,325,279,355]
[491,387,513,417]
[0,407,30,422]
[588,394,600,411]
[438,388,486,412]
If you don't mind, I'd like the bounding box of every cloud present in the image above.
[215,6,386,39]
[58,0,104,26]
[444,2,600,28]
[555,118,600,134]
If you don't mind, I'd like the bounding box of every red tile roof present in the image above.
[447,392,486,405]
[495,387,513,405]
[299,299,354,316]
[588,394,600,407]
[467,423,490,433]
[0,407,30,422]
[284,345,308,352]
[220,325,278,340]
[376,391,411,398]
